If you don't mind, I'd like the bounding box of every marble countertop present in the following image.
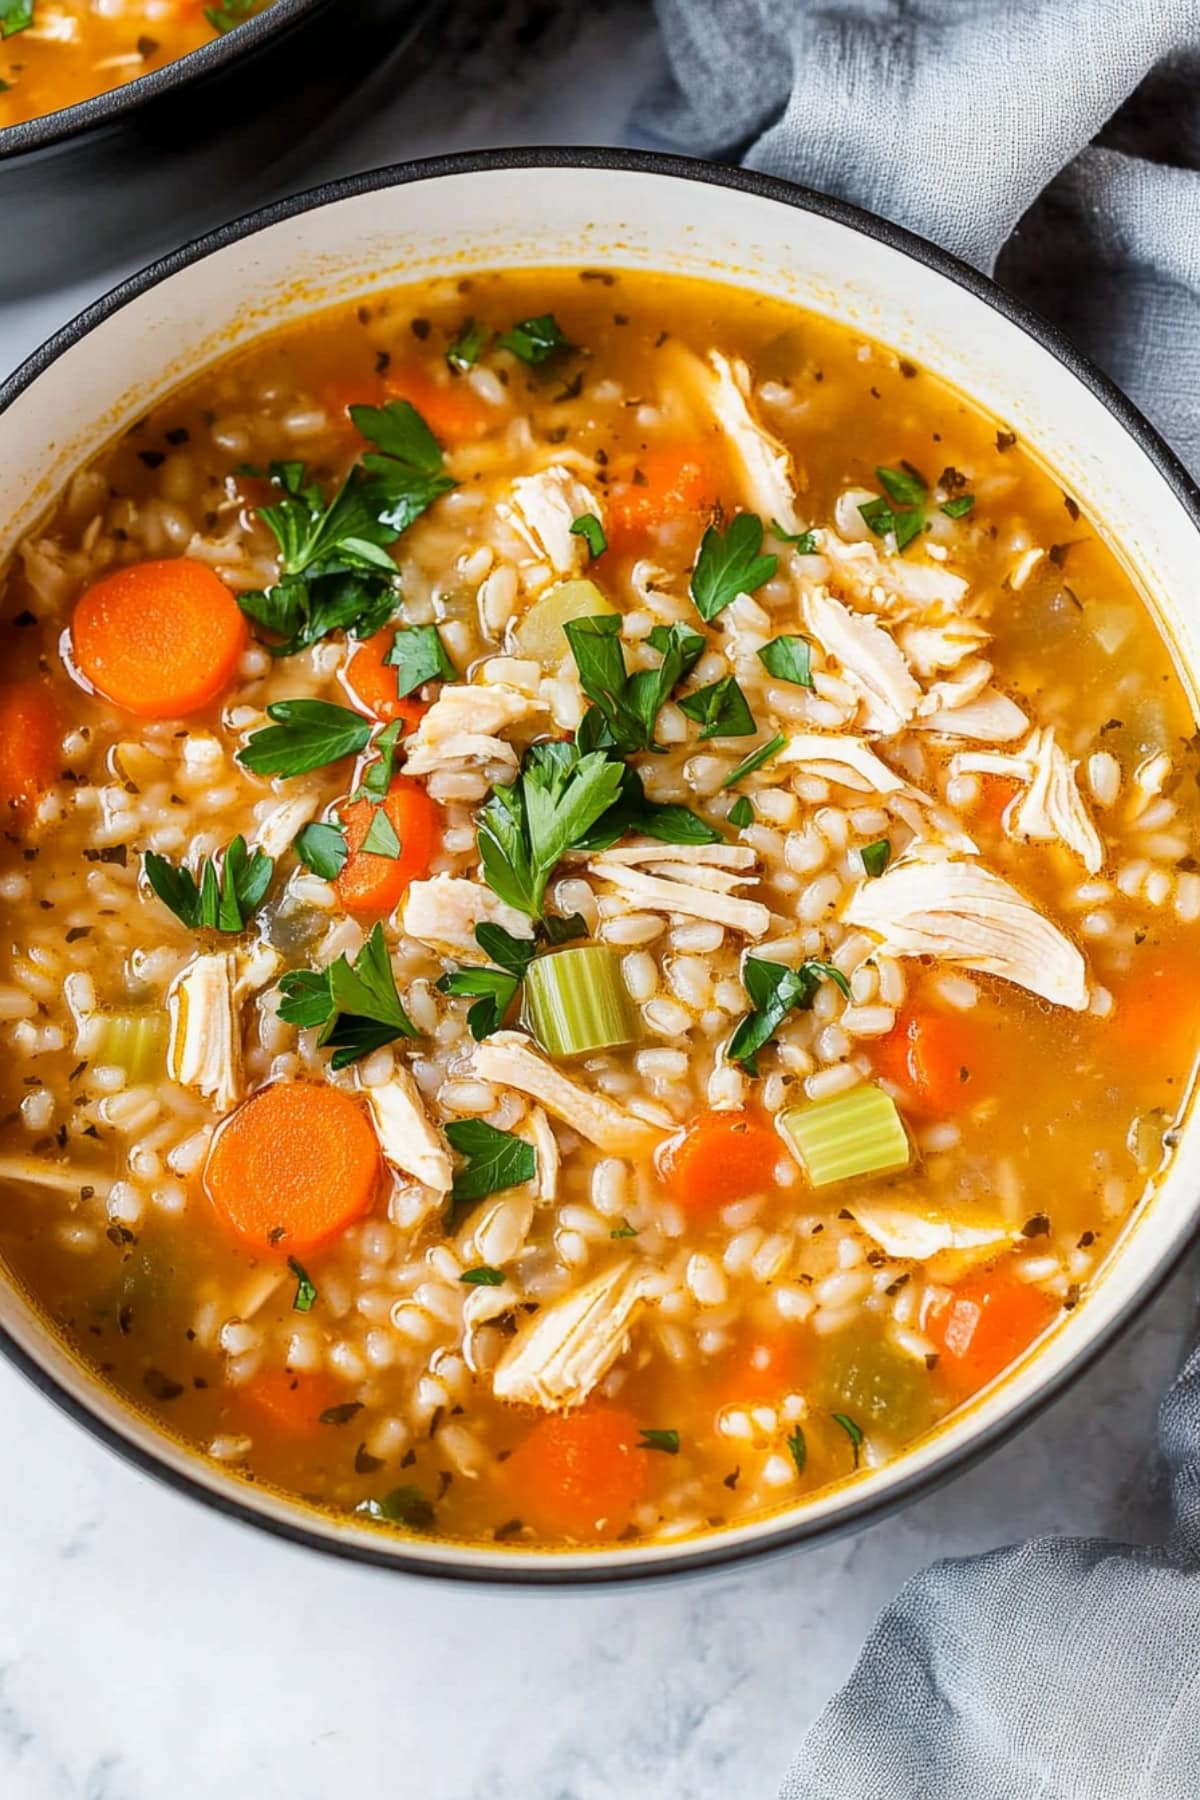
[1,5,1196,1795]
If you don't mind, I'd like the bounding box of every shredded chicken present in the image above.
[471,1032,661,1156]
[849,1200,1012,1262]
[589,857,771,937]
[167,952,242,1114]
[706,351,805,534]
[527,1105,560,1203]
[775,732,923,796]
[913,688,1028,742]
[252,794,319,862]
[844,855,1088,1010]
[898,617,992,677]
[360,1060,452,1194]
[951,728,1104,872]
[917,657,993,718]
[401,876,535,960]
[491,1260,646,1411]
[588,841,757,871]
[403,681,542,778]
[802,587,921,734]
[820,529,970,615]
[498,465,603,579]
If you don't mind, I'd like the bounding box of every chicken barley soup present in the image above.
[0,1,274,128]
[0,268,1196,1551]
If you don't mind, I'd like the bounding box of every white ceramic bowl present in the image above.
[2,150,1197,1584]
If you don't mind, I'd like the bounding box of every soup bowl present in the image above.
[1,149,1197,1584]
[0,0,422,299]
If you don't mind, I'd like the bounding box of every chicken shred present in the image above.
[498,464,603,581]
[706,350,806,534]
[491,1260,646,1411]
[802,587,921,735]
[401,875,535,960]
[360,1060,452,1195]
[951,727,1104,873]
[589,857,771,936]
[470,1032,661,1156]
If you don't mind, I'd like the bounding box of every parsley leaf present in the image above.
[565,615,704,756]
[238,700,372,779]
[678,675,756,741]
[570,513,607,560]
[236,566,395,660]
[770,520,818,553]
[459,1266,506,1287]
[860,837,892,877]
[860,464,927,552]
[728,955,850,1072]
[877,464,927,506]
[690,513,777,622]
[437,921,565,1040]
[477,740,625,920]
[728,796,754,828]
[360,808,401,858]
[832,1412,864,1468]
[351,718,404,804]
[144,835,273,934]
[277,923,418,1070]
[447,318,487,372]
[941,493,976,519]
[610,1220,639,1239]
[757,635,813,688]
[288,1257,317,1312]
[639,1429,680,1455]
[0,1,34,37]
[787,1425,807,1476]
[721,733,786,790]
[445,1119,536,1224]
[386,623,456,699]
[568,759,720,853]
[355,1486,435,1530]
[495,314,571,365]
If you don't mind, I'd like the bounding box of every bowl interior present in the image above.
[2,153,1198,1580]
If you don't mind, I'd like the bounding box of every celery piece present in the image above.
[780,1083,910,1187]
[94,1010,168,1083]
[512,578,618,665]
[521,944,639,1058]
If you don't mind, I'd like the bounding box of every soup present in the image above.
[1,269,1196,1551]
[0,0,274,128]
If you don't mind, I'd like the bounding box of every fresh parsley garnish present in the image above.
[832,1412,864,1468]
[238,700,372,779]
[0,0,34,36]
[277,922,418,1070]
[570,513,607,560]
[496,313,571,365]
[610,1220,639,1239]
[720,732,786,790]
[386,623,456,699]
[437,917,585,1040]
[728,796,754,829]
[860,837,892,877]
[144,835,272,933]
[565,615,704,756]
[859,464,927,551]
[459,1266,506,1287]
[770,520,818,553]
[639,1428,680,1455]
[690,513,777,622]
[728,956,850,1072]
[757,635,813,688]
[447,318,487,372]
[445,1120,536,1225]
[940,493,976,519]
[569,758,721,852]
[351,718,404,803]
[678,675,756,741]
[360,808,401,858]
[288,1257,317,1313]
[787,1425,807,1476]
[477,739,625,921]
[355,1485,435,1530]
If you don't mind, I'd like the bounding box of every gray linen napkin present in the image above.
[635,4,1200,1793]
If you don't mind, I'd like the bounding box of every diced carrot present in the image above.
[604,444,723,552]
[71,558,246,720]
[973,774,1022,829]
[715,1329,807,1407]
[383,367,491,445]
[870,1003,988,1118]
[242,1369,343,1436]
[343,629,429,730]
[504,1407,649,1541]
[0,679,60,828]
[1110,949,1200,1069]
[657,1108,783,1215]
[205,1081,380,1255]
[334,774,441,918]
[926,1263,1059,1400]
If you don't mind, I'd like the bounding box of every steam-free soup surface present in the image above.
[0,268,1196,1551]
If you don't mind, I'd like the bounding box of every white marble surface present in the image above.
[1,5,1197,1796]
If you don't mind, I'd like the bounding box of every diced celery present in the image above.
[94,1010,168,1083]
[522,945,640,1058]
[512,579,618,665]
[780,1083,910,1187]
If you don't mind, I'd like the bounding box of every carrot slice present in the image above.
[0,679,60,828]
[71,558,246,719]
[715,1329,807,1407]
[383,367,491,444]
[1111,949,1200,1070]
[926,1264,1059,1400]
[504,1407,649,1540]
[605,445,723,552]
[973,773,1022,829]
[335,774,441,918]
[870,1003,988,1118]
[243,1369,343,1436]
[205,1081,380,1255]
[657,1108,783,1215]
[344,629,429,730]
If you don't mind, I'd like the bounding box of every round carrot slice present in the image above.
[0,678,60,828]
[504,1407,649,1541]
[205,1081,380,1255]
[384,367,491,444]
[926,1265,1059,1400]
[344,629,429,729]
[243,1369,342,1436]
[71,557,246,719]
[335,774,440,918]
[657,1108,783,1215]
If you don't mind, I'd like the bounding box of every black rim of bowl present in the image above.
[0,0,330,161]
[2,146,1198,1586]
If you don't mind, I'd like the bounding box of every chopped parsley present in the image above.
[351,718,404,804]
[639,1428,680,1455]
[437,917,586,1040]
[360,808,401,859]
[770,520,818,553]
[728,955,850,1072]
[446,317,487,372]
[144,835,272,933]
[277,922,418,1069]
[496,313,571,365]
[690,512,777,622]
[859,463,927,551]
[940,493,976,518]
[385,623,456,699]
[757,635,813,688]
[445,1120,536,1225]
[569,512,607,560]
[0,0,33,36]
[721,732,786,790]
[860,837,892,878]
[565,615,704,756]
[678,675,756,741]
[288,1257,317,1313]
[610,1220,639,1239]
[832,1412,865,1468]
[355,1485,435,1530]
[459,1266,506,1287]
[238,699,372,779]
[293,820,349,880]
[476,738,625,921]
[787,1425,807,1476]
[728,796,754,829]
